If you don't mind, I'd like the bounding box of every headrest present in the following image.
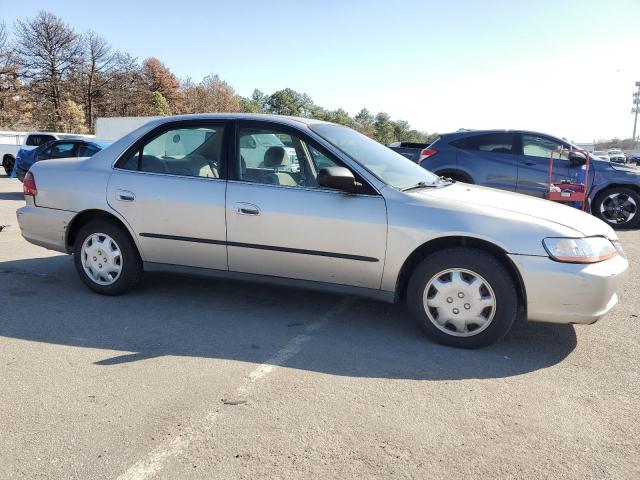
[263,146,288,168]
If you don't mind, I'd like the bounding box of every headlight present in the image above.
[543,237,618,263]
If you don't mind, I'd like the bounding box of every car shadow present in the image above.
[0,191,23,200]
[0,255,577,381]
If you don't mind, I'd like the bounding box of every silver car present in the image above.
[16,114,628,348]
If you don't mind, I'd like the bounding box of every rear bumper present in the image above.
[509,253,628,325]
[16,205,75,253]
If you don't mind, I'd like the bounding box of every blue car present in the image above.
[15,139,111,181]
[421,129,640,229]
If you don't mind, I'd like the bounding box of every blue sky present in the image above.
[2,0,640,141]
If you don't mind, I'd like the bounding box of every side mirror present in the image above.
[568,151,587,165]
[318,166,358,192]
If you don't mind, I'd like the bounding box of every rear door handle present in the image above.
[116,189,135,202]
[234,202,260,215]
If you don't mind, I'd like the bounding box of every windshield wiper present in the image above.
[400,181,437,192]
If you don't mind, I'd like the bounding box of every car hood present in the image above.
[414,183,616,238]
[609,164,640,174]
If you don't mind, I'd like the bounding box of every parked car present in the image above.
[593,150,611,161]
[14,139,111,181]
[387,142,432,162]
[1,131,93,175]
[607,148,627,164]
[627,153,640,165]
[17,114,627,349]
[422,129,640,228]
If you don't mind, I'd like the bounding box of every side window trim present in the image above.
[232,120,378,195]
[113,120,230,180]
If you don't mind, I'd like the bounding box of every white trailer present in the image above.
[95,116,161,141]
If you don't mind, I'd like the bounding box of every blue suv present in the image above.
[422,130,640,229]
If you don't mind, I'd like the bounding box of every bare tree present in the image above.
[106,52,149,117]
[181,74,240,113]
[79,30,115,128]
[14,11,81,129]
[0,22,31,129]
[142,57,181,110]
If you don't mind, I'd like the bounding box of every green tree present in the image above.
[325,108,356,128]
[354,108,375,137]
[151,90,171,115]
[239,88,267,113]
[374,112,396,144]
[266,88,316,116]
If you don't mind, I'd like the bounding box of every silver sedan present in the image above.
[16,114,628,348]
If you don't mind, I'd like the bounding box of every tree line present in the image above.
[0,11,435,145]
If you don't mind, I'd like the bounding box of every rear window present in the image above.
[450,133,516,154]
[26,134,56,146]
[398,142,429,149]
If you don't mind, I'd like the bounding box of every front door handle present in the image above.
[116,189,135,202]
[524,160,536,166]
[234,202,260,216]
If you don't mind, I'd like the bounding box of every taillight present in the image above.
[23,171,37,197]
[419,148,438,163]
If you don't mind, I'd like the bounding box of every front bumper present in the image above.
[16,205,75,253]
[508,253,628,324]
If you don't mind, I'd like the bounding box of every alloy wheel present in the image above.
[599,192,637,225]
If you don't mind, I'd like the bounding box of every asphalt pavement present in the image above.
[0,175,638,479]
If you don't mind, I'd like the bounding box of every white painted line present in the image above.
[116,297,353,480]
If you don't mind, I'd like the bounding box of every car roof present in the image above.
[438,128,570,143]
[141,113,332,130]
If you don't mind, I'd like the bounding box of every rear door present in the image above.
[107,121,229,270]
[450,133,519,191]
[226,121,387,289]
[517,133,570,197]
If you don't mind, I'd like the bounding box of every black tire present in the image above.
[73,220,143,295]
[592,187,640,230]
[3,156,14,176]
[407,247,518,349]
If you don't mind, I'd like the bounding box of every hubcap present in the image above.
[80,233,122,286]
[600,193,637,225]
[423,268,496,337]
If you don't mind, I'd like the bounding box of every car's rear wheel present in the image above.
[407,247,518,348]
[593,188,640,229]
[3,156,14,176]
[73,220,143,295]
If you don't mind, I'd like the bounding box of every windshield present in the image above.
[309,123,440,190]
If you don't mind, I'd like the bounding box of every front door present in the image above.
[517,133,570,197]
[226,122,387,289]
[107,122,229,270]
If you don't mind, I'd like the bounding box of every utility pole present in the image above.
[633,81,640,142]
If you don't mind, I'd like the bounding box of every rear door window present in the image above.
[78,144,100,157]
[42,142,78,158]
[117,124,225,178]
[451,133,516,154]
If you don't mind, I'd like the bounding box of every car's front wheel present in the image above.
[593,187,640,229]
[407,247,518,349]
[73,220,143,295]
